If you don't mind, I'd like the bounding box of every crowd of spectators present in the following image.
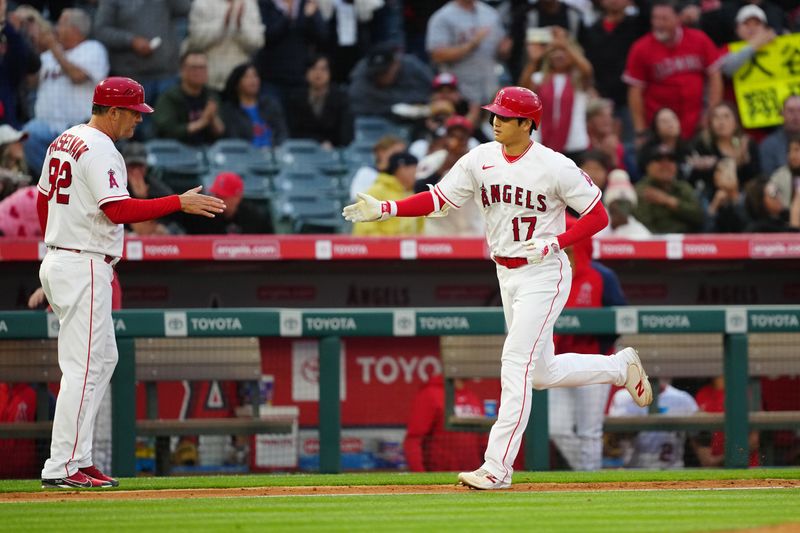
[1,0,800,237]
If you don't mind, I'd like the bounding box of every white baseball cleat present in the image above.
[618,347,653,407]
[457,469,511,490]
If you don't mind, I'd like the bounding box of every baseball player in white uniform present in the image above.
[343,86,653,489]
[608,383,699,469]
[37,77,225,489]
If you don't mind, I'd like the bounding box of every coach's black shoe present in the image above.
[80,465,119,487]
[42,470,112,489]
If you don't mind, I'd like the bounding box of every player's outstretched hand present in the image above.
[342,193,389,222]
[525,237,560,265]
[179,186,227,218]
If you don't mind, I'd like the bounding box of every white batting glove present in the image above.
[525,237,560,265]
[342,193,393,223]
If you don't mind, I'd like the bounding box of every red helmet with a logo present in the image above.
[92,77,154,114]
[482,86,543,129]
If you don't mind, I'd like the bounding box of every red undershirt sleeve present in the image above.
[100,195,182,225]
[37,192,48,235]
[557,201,608,249]
[391,190,442,217]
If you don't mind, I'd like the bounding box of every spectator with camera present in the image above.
[519,25,592,159]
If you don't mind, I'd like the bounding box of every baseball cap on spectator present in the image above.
[121,142,148,166]
[445,115,474,134]
[210,171,244,198]
[387,152,418,175]
[643,144,678,166]
[0,125,28,145]
[367,42,399,78]
[432,73,459,90]
[603,169,637,207]
[736,4,767,24]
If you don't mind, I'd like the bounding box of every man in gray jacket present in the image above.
[93,0,190,119]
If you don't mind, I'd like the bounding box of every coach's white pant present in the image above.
[549,384,611,471]
[40,250,118,480]
[482,254,627,483]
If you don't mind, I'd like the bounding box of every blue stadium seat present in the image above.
[278,194,344,234]
[144,139,207,191]
[206,139,278,177]
[272,169,340,196]
[276,138,346,176]
[354,116,394,142]
[342,140,375,167]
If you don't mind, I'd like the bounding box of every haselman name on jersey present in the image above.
[480,183,547,211]
[47,132,90,161]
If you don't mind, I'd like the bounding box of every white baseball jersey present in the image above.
[35,40,109,128]
[609,385,699,468]
[434,141,602,258]
[37,124,129,258]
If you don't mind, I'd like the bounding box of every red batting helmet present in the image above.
[92,77,154,114]
[482,86,543,129]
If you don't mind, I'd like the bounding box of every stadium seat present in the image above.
[144,139,207,191]
[206,139,278,177]
[342,140,375,168]
[354,116,410,144]
[272,169,340,197]
[276,138,346,176]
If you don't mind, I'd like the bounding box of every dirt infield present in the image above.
[2,478,799,502]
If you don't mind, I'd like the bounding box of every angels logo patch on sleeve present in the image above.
[108,169,119,188]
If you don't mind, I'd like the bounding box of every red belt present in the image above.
[493,256,528,269]
[52,246,115,265]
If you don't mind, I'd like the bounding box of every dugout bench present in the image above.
[2,306,800,474]
[0,337,294,476]
[442,333,800,466]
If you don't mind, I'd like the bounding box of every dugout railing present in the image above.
[0,306,799,476]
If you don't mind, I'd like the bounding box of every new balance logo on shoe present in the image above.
[618,347,653,408]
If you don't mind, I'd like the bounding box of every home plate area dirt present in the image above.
[2,478,799,502]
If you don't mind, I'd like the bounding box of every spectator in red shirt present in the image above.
[694,376,760,467]
[404,374,484,472]
[623,0,723,143]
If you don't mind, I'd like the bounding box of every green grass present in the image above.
[2,468,799,493]
[2,470,799,532]
[1,489,799,532]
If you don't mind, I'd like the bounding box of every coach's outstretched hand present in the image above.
[525,237,560,265]
[342,192,389,222]
[179,186,227,218]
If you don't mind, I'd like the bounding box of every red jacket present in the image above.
[0,383,38,478]
[404,375,484,472]
[554,230,603,355]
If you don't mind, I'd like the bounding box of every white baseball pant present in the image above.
[40,249,119,479]
[482,254,628,482]
[549,384,611,471]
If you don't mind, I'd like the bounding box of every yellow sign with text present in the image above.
[731,33,800,129]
